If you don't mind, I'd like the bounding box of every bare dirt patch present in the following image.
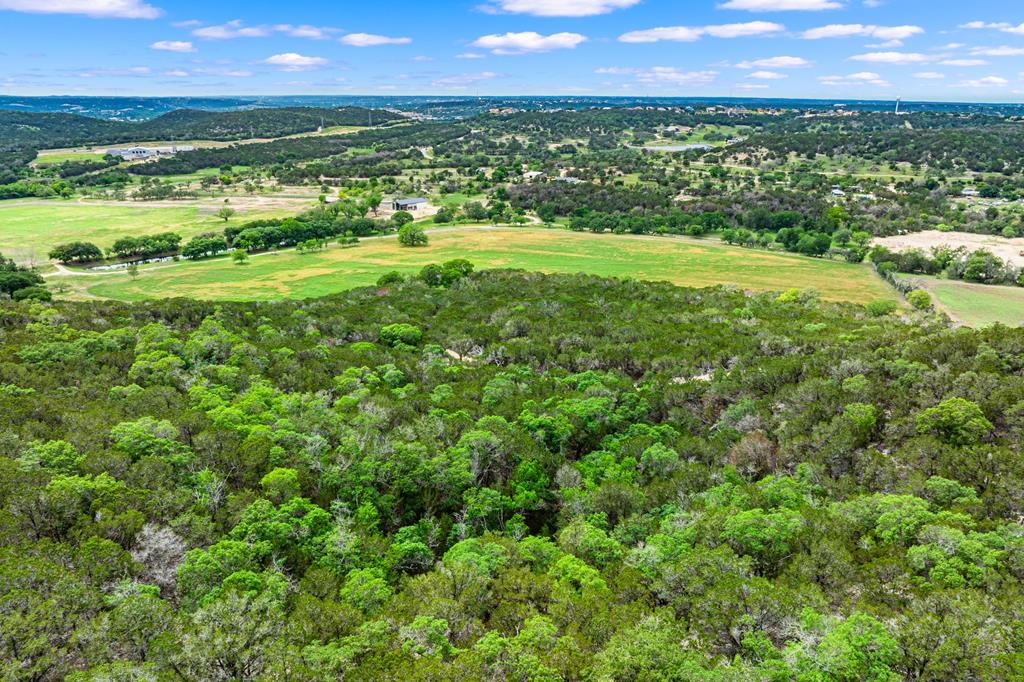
[875,230,1024,267]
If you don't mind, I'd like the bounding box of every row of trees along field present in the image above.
[43,202,425,266]
[2,269,1024,680]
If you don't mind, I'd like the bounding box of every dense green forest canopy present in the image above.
[2,269,1024,680]
[0,106,405,183]
[736,124,1024,174]
[0,106,402,149]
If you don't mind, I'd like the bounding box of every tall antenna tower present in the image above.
[895,98,901,115]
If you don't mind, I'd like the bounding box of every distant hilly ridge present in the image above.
[0,106,405,151]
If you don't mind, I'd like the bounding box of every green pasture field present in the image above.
[139,166,253,185]
[433,191,487,207]
[908,276,1024,328]
[303,125,365,136]
[0,200,295,258]
[75,227,898,304]
[33,151,105,165]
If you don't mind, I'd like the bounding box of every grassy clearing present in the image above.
[433,192,486,207]
[78,227,897,304]
[33,151,104,165]
[909,276,1024,327]
[0,200,296,259]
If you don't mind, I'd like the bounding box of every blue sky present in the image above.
[0,0,1022,100]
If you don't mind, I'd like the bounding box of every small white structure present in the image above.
[109,146,156,160]
[105,145,195,161]
[522,171,545,181]
[962,188,980,197]
[392,197,428,211]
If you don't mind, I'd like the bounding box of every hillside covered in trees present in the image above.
[735,124,1024,174]
[2,269,1023,681]
[0,107,403,149]
[0,106,405,182]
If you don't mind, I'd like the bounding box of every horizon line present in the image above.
[2,93,1023,106]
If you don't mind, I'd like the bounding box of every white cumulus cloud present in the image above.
[819,71,891,86]
[340,33,412,46]
[706,22,788,38]
[913,71,945,79]
[275,24,338,39]
[940,59,988,66]
[619,21,783,43]
[192,21,337,40]
[736,55,812,68]
[0,0,161,18]
[748,70,788,79]
[800,24,923,46]
[263,53,328,71]
[194,20,271,39]
[472,31,586,55]
[849,51,931,64]
[479,0,640,16]
[150,40,194,52]
[960,21,1024,36]
[619,27,703,43]
[969,46,1024,57]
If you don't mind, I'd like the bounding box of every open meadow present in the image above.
[906,275,1024,327]
[67,227,898,303]
[0,197,314,261]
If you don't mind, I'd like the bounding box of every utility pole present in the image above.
[895,98,901,115]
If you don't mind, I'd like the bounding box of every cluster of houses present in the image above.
[104,145,195,161]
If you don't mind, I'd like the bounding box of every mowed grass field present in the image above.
[33,150,104,164]
[0,200,298,260]
[80,228,897,303]
[911,276,1024,328]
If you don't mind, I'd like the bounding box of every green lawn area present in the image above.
[147,166,251,185]
[33,151,105,165]
[910,276,1024,327]
[303,125,365,136]
[0,200,291,258]
[79,227,897,304]
[433,192,485,207]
